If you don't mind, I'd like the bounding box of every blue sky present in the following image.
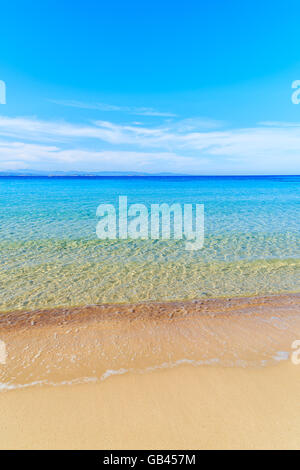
[0,0,300,174]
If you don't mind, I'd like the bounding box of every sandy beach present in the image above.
[0,294,300,449]
[0,362,299,449]
[1,0,300,452]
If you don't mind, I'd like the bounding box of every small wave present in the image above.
[0,355,285,392]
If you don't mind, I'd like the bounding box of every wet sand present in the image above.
[0,294,300,449]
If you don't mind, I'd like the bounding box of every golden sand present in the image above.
[0,363,300,449]
[0,294,300,449]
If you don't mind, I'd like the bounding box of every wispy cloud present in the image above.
[50,99,177,117]
[259,121,300,128]
[0,139,203,173]
[0,115,299,173]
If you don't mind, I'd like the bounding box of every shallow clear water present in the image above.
[0,176,299,312]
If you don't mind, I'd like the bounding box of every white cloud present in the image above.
[0,115,299,173]
[259,121,300,128]
[50,99,177,117]
[0,139,209,173]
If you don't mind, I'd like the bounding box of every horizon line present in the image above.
[0,172,299,178]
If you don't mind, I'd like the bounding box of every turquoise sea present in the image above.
[0,175,299,312]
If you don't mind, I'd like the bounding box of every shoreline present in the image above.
[1,292,300,327]
[1,293,300,449]
[1,293,300,390]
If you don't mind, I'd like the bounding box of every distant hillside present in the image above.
[0,170,188,176]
